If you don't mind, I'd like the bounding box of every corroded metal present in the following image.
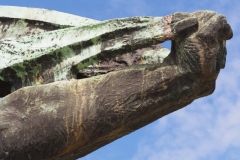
[0,7,174,93]
[0,6,233,160]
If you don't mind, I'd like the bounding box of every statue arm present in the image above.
[0,15,197,92]
[0,10,233,160]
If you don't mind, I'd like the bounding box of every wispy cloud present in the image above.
[131,67,240,160]
[130,1,240,160]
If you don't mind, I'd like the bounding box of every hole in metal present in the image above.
[160,40,171,50]
[76,73,88,79]
[0,80,12,97]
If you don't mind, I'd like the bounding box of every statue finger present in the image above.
[171,14,198,36]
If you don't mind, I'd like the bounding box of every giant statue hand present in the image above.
[0,6,232,160]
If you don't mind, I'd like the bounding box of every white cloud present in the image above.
[81,1,240,159]
[130,1,240,158]
[132,91,240,160]
[131,39,240,160]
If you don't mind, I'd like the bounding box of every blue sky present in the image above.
[1,0,239,160]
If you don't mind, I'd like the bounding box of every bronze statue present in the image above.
[0,6,233,160]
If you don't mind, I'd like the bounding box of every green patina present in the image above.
[0,12,174,95]
[10,63,28,80]
[52,23,71,29]
[80,21,107,33]
[76,55,99,71]
[91,36,101,45]
[28,62,41,76]
[57,47,75,59]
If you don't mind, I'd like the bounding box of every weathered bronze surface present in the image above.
[0,6,233,160]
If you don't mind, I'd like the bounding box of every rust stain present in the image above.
[162,14,175,40]
[56,80,87,157]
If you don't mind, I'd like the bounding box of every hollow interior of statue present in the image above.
[0,80,12,97]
